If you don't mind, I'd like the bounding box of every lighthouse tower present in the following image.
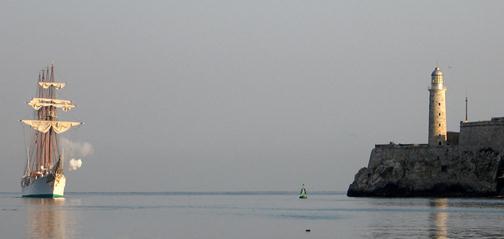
[428,66,447,145]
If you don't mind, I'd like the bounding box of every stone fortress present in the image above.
[348,67,504,197]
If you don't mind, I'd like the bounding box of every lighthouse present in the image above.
[428,66,447,145]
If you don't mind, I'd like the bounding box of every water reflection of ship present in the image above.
[430,198,448,239]
[24,198,74,239]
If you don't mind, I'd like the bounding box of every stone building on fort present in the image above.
[348,67,504,197]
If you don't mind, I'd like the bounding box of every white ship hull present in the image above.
[22,174,66,198]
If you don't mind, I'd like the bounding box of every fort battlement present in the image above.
[461,117,504,127]
[375,143,429,149]
[459,117,504,150]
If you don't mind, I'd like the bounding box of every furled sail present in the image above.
[21,120,81,134]
[28,98,75,111]
[38,82,66,89]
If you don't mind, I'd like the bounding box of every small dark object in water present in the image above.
[305,229,311,232]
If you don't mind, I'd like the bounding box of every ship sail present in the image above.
[20,65,82,198]
[38,82,66,89]
[21,120,81,134]
[28,98,75,111]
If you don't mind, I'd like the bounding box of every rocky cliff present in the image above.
[347,144,504,197]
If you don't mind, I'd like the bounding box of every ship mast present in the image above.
[22,65,81,177]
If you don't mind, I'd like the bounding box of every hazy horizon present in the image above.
[1,0,504,192]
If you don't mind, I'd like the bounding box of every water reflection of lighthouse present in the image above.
[24,198,75,239]
[430,198,448,239]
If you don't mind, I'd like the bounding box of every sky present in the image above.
[1,0,504,192]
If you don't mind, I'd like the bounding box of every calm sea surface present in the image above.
[1,192,504,238]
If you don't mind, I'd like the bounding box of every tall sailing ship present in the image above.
[20,65,81,198]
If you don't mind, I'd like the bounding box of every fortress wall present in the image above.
[348,144,501,197]
[367,145,458,182]
[460,118,504,150]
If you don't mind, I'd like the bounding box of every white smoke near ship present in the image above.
[69,159,83,171]
[60,137,94,171]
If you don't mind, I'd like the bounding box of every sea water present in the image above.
[1,192,504,238]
